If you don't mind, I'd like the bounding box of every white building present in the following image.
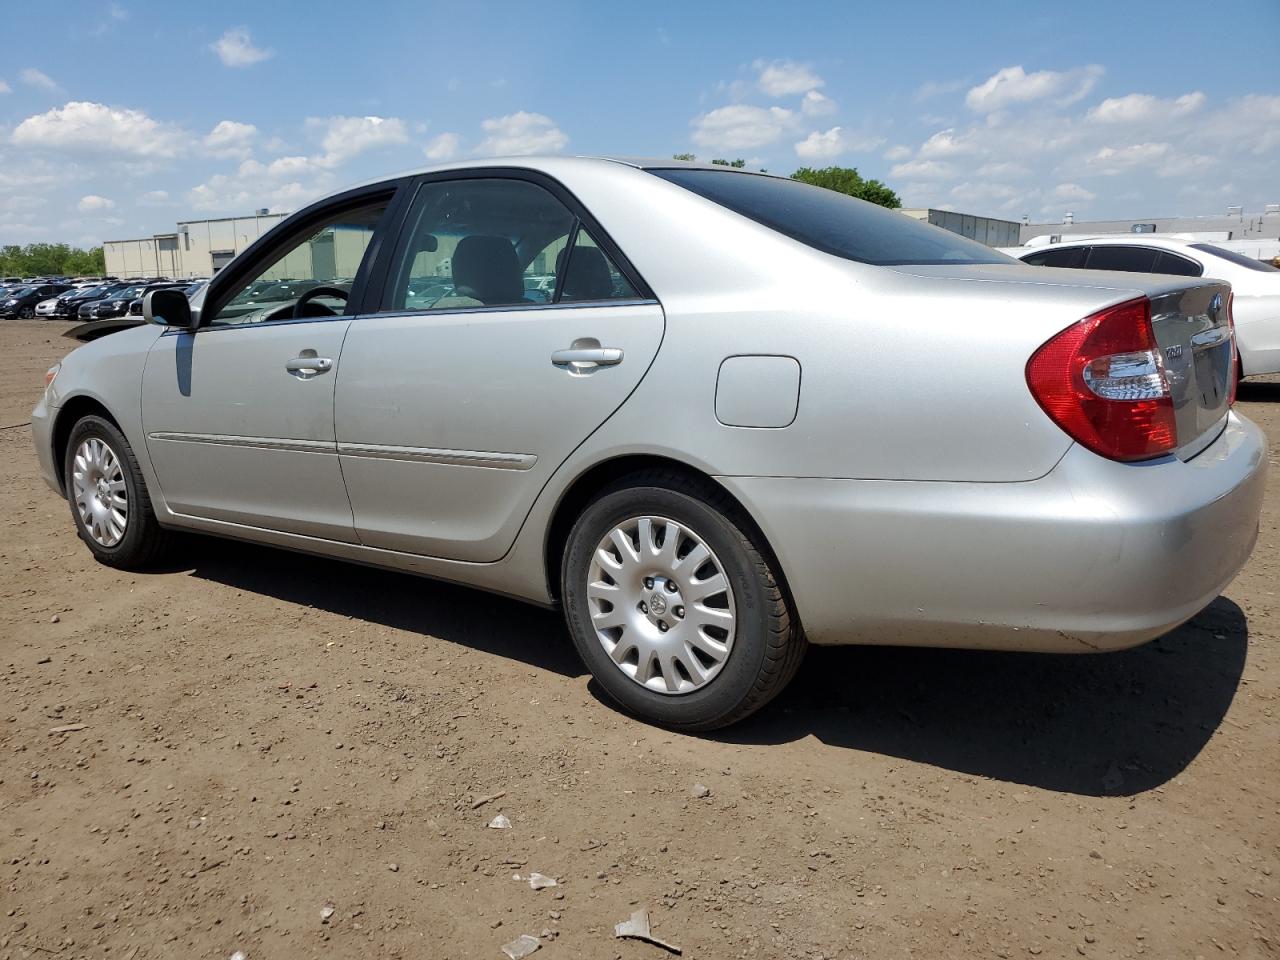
[104,211,289,279]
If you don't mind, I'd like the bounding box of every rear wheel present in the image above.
[562,471,805,731]
[19,306,34,319]
[64,415,175,569]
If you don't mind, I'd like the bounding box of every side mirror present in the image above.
[143,288,194,329]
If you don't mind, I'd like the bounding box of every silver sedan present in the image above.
[32,157,1268,730]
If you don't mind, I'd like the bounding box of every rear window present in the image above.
[1190,243,1279,273]
[649,168,1013,267]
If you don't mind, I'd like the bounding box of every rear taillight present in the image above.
[1227,291,1238,407]
[1026,297,1177,462]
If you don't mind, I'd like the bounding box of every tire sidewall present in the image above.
[563,485,773,728]
[64,416,149,565]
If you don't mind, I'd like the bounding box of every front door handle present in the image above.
[551,347,623,365]
[285,355,333,378]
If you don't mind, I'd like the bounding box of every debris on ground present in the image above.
[690,783,710,799]
[320,902,335,924]
[500,933,540,959]
[614,908,682,954]
[487,813,512,829]
[47,723,87,734]
[471,790,507,809]
[512,872,557,890]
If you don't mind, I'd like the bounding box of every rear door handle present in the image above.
[285,356,333,377]
[551,347,623,366]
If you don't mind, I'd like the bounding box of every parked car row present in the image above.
[0,277,210,332]
[1005,236,1280,380]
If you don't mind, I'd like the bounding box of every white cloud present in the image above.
[138,189,171,206]
[965,64,1104,113]
[1086,142,1171,174]
[0,79,10,95]
[20,68,58,92]
[424,132,461,161]
[794,126,883,160]
[204,119,257,159]
[477,112,568,155]
[800,90,836,116]
[890,158,958,179]
[1049,183,1096,202]
[1086,91,1205,125]
[110,3,128,19]
[884,144,912,161]
[307,115,409,167]
[11,101,187,158]
[692,104,795,151]
[77,194,115,211]
[187,156,334,215]
[917,128,980,158]
[754,59,824,97]
[210,27,273,68]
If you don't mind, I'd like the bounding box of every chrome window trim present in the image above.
[336,443,537,470]
[148,433,335,454]
[358,297,659,322]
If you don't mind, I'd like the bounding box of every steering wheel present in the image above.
[292,285,349,319]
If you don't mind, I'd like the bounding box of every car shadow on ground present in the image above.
[181,537,1246,797]
[182,537,585,679]
[712,597,1248,797]
[1238,379,1280,402]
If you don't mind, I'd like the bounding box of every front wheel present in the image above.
[64,415,175,569]
[561,472,805,731]
[19,306,34,319]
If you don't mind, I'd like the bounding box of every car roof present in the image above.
[1021,235,1202,252]
[338,154,779,193]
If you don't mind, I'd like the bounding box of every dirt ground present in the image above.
[1,319,1277,960]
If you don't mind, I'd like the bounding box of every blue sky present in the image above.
[2,0,1277,246]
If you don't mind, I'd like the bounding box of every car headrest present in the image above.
[556,245,613,301]
[451,235,523,305]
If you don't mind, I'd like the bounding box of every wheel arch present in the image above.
[50,395,122,496]
[542,453,798,617]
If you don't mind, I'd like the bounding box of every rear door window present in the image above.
[383,177,638,312]
[1022,246,1088,268]
[1085,246,1159,273]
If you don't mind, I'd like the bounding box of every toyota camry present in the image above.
[32,157,1267,730]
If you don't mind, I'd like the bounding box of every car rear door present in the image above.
[334,172,664,562]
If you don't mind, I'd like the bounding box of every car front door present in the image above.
[140,188,399,542]
[334,173,664,562]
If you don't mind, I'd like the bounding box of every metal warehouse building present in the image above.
[1021,205,1280,253]
[900,208,1022,248]
[104,211,289,279]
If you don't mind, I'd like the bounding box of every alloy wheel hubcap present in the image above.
[72,437,127,547]
[587,516,736,695]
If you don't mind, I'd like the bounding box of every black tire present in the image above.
[19,306,34,319]
[561,470,805,731]
[63,415,175,569]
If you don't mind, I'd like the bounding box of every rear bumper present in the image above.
[719,412,1267,652]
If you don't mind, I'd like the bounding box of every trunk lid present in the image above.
[1148,281,1233,459]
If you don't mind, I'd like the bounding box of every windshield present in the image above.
[6,286,34,298]
[1190,244,1279,273]
[650,169,1015,267]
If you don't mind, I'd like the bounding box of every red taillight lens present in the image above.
[1227,291,1238,407]
[1026,297,1177,462]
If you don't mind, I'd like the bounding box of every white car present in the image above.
[1013,236,1280,379]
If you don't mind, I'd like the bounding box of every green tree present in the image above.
[672,153,697,161]
[711,158,747,168]
[790,166,901,208]
[0,242,106,277]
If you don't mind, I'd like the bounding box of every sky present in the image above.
[1,0,1277,247]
